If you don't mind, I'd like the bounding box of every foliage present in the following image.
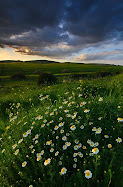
[10,72,27,80]
[37,72,57,85]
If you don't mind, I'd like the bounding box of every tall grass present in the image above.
[0,73,123,187]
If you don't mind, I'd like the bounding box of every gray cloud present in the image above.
[74,50,123,61]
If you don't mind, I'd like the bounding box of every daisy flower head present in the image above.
[59,116,63,120]
[84,170,92,179]
[79,153,83,158]
[82,146,87,149]
[65,142,71,147]
[23,132,28,138]
[95,130,102,134]
[117,117,123,122]
[66,114,71,118]
[62,136,67,141]
[45,111,49,115]
[54,125,59,130]
[116,137,122,143]
[74,145,79,150]
[31,149,35,153]
[78,143,82,148]
[87,139,91,144]
[74,158,77,162]
[55,151,59,156]
[94,142,99,146]
[59,161,62,165]
[2,149,5,153]
[84,109,90,113]
[41,150,44,155]
[89,153,94,156]
[92,127,97,131]
[37,156,42,161]
[27,129,31,135]
[44,158,51,166]
[29,145,34,149]
[46,140,52,145]
[104,135,109,138]
[73,163,77,168]
[50,148,54,152]
[9,113,13,118]
[92,148,99,154]
[59,122,64,127]
[99,97,103,101]
[108,144,112,148]
[60,167,67,175]
[74,139,79,144]
[72,115,77,119]
[50,112,54,116]
[64,109,69,113]
[43,119,47,123]
[36,153,41,157]
[41,124,45,128]
[12,144,17,149]
[14,149,19,155]
[22,161,27,167]
[80,125,84,129]
[73,153,78,157]
[35,140,38,144]
[89,122,93,125]
[90,142,95,147]
[60,129,64,134]
[59,106,63,109]
[98,117,102,120]
[63,145,67,150]
[83,101,87,105]
[70,125,76,131]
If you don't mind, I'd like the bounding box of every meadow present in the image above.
[0,62,123,187]
[0,61,122,77]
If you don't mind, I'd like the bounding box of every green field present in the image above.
[0,62,123,187]
[0,62,122,76]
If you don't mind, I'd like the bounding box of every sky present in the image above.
[0,0,123,65]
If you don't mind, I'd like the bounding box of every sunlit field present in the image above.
[0,63,123,187]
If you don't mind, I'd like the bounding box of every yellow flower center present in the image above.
[93,148,97,152]
[86,171,90,176]
[61,168,65,172]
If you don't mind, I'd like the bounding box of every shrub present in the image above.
[70,73,88,79]
[11,72,27,80]
[92,71,113,78]
[37,72,57,85]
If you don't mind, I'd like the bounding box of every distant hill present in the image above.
[0,60,60,63]
[0,60,23,63]
[0,60,120,66]
[25,60,60,63]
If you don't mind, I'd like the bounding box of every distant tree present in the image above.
[38,72,57,85]
[11,72,27,80]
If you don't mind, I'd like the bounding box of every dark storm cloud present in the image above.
[64,0,123,42]
[0,0,123,58]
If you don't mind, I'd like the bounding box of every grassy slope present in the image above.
[0,66,123,186]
